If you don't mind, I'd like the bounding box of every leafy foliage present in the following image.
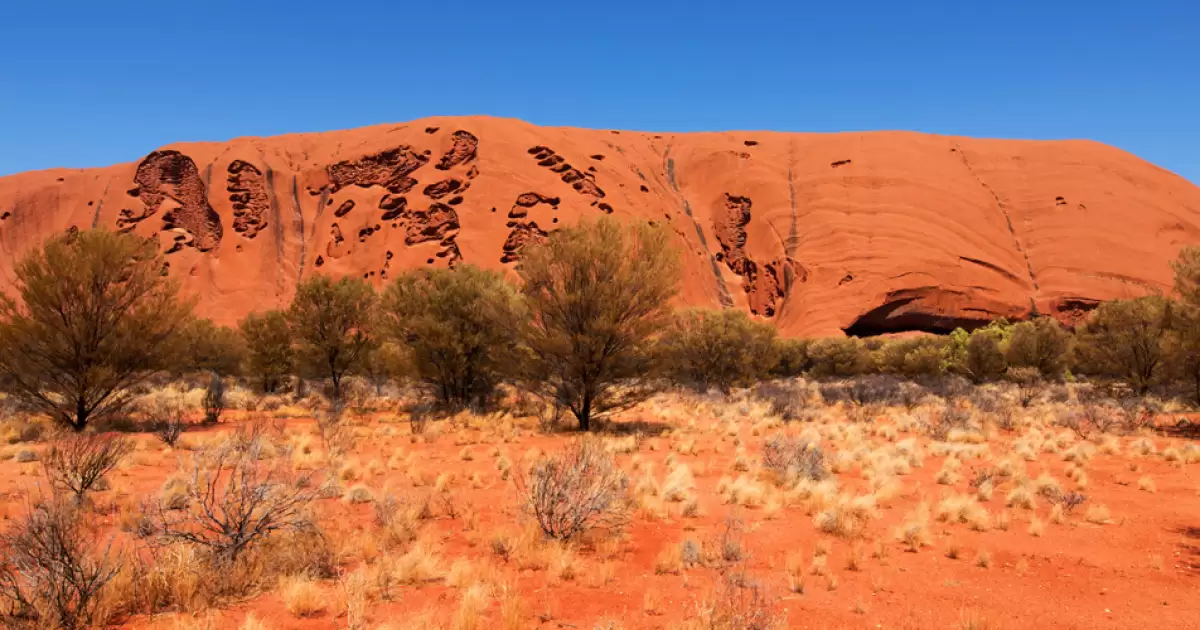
[1074,296,1174,393]
[519,218,679,430]
[239,310,294,393]
[657,308,778,392]
[0,229,191,431]
[381,265,523,409]
[287,276,377,402]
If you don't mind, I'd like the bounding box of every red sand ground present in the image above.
[1,394,1196,629]
[1,117,1199,336]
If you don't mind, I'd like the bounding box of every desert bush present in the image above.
[519,218,679,431]
[928,403,971,441]
[761,435,826,481]
[657,308,778,392]
[770,338,811,377]
[239,310,294,394]
[287,276,378,403]
[807,337,873,377]
[380,265,523,410]
[968,387,1016,430]
[875,336,949,378]
[1005,317,1071,379]
[516,438,629,540]
[0,229,191,431]
[43,433,133,503]
[1058,395,1124,438]
[1074,296,1174,394]
[964,329,1008,382]
[144,398,188,447]
[146,433,317,563]
[0,498,121,629]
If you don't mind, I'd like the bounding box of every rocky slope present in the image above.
[1,116,1197,337]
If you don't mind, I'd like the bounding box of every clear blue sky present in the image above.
[2,1,1197,182]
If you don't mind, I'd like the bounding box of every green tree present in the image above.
[1075,296,1174,394]
[1170,245,1200,307]
[239,310,293,393]
[286,276,377,402]
[1168,309,1200,405]
[176,317,244,376]
[381,265,523,408]
[657,308,778,392]
[0,230,191,431]
[519,218,680,431]
[1004,317,1071,378]
[357,341,406,397]
[1170,246,1200,403]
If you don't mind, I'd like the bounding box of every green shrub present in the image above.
[657,308,778,392]
[874,336,950,377]
[1004,317,1071,379]
[807,337,874,377]
[771,338,812,377]
[964,329,1007,382]
[381,265,523,409]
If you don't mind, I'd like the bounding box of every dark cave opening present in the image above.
[842,297,993,337]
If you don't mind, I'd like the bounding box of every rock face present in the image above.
[0,116,1198,337]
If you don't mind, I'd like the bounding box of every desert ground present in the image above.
[1,379,1195,630]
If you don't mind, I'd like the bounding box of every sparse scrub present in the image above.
[0,498,122,629]
[146,434,318,563]
[42,433,133,503]
[516,437,629,540]
[761,435,826,482]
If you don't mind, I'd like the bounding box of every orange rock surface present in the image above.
[1,116,1197,336]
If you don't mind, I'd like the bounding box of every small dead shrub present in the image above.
[516,438,629,540]
[0,498,121,630]
[145,434,318,563]
[42,434,133,503]
[693,569,784,629]
[761,436,826,482]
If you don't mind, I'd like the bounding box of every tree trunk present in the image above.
[74,398,87,432]
[578,390,592,432]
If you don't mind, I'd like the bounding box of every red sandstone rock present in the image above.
[1,116,1197,337]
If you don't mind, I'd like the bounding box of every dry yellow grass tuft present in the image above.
[1085,504,1112,524]
[280,575,326,618]
[343,483,375,504]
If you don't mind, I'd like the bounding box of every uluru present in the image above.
[1,115,1197,337]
